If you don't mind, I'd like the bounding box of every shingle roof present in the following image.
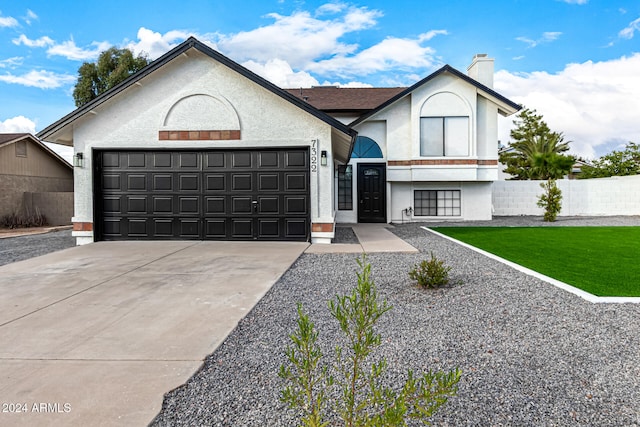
[0,133,29,145]
[284,87,406,112]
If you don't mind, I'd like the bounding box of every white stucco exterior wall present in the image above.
[70,49,340,244]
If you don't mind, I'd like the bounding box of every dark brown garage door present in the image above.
[94,149,309,241]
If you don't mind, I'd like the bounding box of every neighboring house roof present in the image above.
[349,65,521,127]
[37,37,357,149]
[284,87,406,113]
[0,133,72,169]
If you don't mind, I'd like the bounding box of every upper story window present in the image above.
[420,116,469,156]
[420,92,470,157]
[15,140,27,157]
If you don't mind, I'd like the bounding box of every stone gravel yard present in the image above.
[151,219,640,426]
[0,228,74,267]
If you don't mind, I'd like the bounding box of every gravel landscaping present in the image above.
[0,229,75,266]
[151,218,640,426]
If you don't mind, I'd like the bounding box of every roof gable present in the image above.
[0,133,72,169]
[37,37,356,143]
[349,65,521,127]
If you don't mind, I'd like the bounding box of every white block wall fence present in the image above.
[492,175,640,216]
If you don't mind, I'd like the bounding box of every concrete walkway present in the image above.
[0,241,307,427]
[306,223,419,254]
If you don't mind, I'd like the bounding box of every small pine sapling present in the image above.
[409,252,454,289]
[280,255,461,426]
[537,178,562,222]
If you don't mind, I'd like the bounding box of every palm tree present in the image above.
[500,108,575,180]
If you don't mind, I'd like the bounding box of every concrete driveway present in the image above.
[0,240,307,426]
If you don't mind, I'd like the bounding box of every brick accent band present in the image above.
[159,130,241,141]
[311,223,334,233]
[73,222,93,232]
[388,159,498,166]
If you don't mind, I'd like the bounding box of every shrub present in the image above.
[1,209,48,229]
[537,179,562,222]
[280,255,461,426]
[409,252,454,288]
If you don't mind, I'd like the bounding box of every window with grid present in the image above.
[414,190,461,216]
[337,165,353,210]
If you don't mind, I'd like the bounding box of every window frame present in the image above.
[337,164,353,210]
[419,116,469,157]
[413,189,461,217]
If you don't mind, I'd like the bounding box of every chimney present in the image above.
[467,53,494,88]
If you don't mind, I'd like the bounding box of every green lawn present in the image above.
[430,226,640,297]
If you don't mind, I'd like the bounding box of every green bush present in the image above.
[409,252,454,289]
[280,255,461,426]
[537,179,562,222]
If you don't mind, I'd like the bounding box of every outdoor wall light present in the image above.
[320,150,327,166]
[73,152,84,168]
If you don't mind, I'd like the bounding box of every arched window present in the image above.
[351,136,383,158]
[420,92,470,157]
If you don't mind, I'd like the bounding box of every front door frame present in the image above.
[357,162,387,223]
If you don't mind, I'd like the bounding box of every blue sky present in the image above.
[1,0,639,159]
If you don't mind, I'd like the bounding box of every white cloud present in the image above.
[560,0,588,4]
[619,17,640,39]
[0,12,18,27]
[495,53,640,159]
[516,32,562,48]
[24,9,38,25]
[0,116,36,133]
[243,58,319,87]
[0,56,23,68]
[47,38,111,61]
[216,5,381,68]
[308,35,438,77]
[125,27,194,59]
[0,70,76,89]
[12,34,54,48]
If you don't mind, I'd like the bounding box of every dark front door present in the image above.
[357,163,386,223]
[94,149,310,241]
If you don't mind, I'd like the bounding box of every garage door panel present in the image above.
[286,219,307,238]
[153,152,172,168]
[231,174,252,191]
[285,196,307,214]
[232,152,252,168]
[178,174,200,191]
[103,174,121,191]
[127,196,147,214]
[258,219,280,238]
[126,174,147,191]
[204,152,225,169]
[258,173,280,191]
[259,151,279,168]
[96,149,309,241]
[128,218,148,237]
[231,197,253,214]
[178,152,199,169]
[285,173,307,191]
[231,219,253,238]
[204,219,227,237]
[153,174,173,191]
[204,174,225,191]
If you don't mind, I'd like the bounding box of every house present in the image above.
[37,37,519,245]
[0,133,73,226]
